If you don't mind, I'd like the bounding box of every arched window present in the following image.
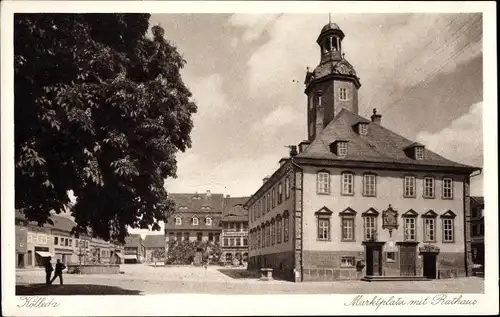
[283,211,290,242]
[270,218,276,246]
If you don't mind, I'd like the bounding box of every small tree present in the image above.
[152,248,165,267]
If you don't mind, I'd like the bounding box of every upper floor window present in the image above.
[404,217,417,241]
[423,218,436,242]
[441,211,456,242]
[358,123,368,135]
[404,175,416,198]
[423,176,435,198]
[318,218,330,240]
[363,173,376,197]
[364,216,377,240]
[54,237,58,245]
[442,178,453,199]
[341,172,354,195]
[276,217,282,244]
[205,217,212,226]
[272,188,276,208]
[317,172,330,194]
[192,217,199,226]
[285,177,291,199]
[278,182,283,204]
[337,142,348,157]
[267,193,271,212]
[339,87,348,101]
[283,212,290,242]
[175,217,182,225]
[270,221,275,245]
[415,146,424,160]
[340,207,356,242]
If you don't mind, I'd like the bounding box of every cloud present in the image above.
[227,14,280,43]
[251,105,301,133]
[187,73,229,117]
[417,101,483,195]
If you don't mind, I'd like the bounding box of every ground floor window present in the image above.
[386,252,396,262]
[340,256,355,267]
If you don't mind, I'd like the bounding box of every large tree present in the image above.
[14,14,196,242]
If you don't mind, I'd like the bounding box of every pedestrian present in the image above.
[50,259,66,285]
[44,257,53,285]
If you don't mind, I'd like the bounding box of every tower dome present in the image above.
[321,22,341,33]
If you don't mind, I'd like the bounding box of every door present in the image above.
[365,245,382,276]
[422,254,437,279]
[17,253,25,268]
[399,245,417,276]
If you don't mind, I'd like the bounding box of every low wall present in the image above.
[67,264,120,274]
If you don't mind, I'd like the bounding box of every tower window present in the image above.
[339,88,348,101]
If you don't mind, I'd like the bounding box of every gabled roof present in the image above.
[297,109,479,171]
[222,196,249,222]
[168,193,225,213]
[143,234,165,248]
[124,234,143,248]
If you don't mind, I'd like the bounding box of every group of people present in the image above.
[44,257,66,285]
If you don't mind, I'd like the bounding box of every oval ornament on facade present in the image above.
[382,204,399,237]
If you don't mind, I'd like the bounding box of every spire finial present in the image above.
[329,13,331,24]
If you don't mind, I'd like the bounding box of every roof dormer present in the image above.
[330,140,349,157]
[404,142,426,160]
[353,121,369,135]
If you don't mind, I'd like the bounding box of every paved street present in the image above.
[16,264,484,295]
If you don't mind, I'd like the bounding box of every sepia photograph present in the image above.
[1,1,497,316]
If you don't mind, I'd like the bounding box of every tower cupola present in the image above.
[317,22,345,64]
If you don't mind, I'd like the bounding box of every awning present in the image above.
[36,251,53,257]
[115,253,124,258]
[124,254,137,260]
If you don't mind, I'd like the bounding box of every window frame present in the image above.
[403,217,417,241]
[272,187,276,209]
[340,256,355,268]
[415,146,424,160]
[339,87,348,101]
[441,213,456,243]
[363,216,378,241]
[337,142,348,157]
[276,217,282,244]
[403,175,417,198]
[341,172,355,196]
[317,171,331,195]
[423,176,435,199]
[278,182,283,204]
[192,217,199,226]
[358,123,368,135]
[283,212,290,242]
[422,213,437,243]
[175,216,182,226]
[386,252,396,263]
[442,177,454,199]
[363,173,377,197]
[205,217,212,226]
[285,177,291,199]
[339,208,356,242]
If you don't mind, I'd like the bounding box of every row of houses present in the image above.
[15,210,125,268]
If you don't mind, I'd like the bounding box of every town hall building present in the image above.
[246,22,480,282]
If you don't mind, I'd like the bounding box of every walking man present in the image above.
[50,259,66,285]
[44,257,53,285]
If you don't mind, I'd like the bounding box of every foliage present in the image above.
[166,240,221,265]
[14,14,197,243]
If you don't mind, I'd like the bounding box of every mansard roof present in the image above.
[296,109,479,172]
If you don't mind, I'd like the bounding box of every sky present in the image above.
[124,13,483,236]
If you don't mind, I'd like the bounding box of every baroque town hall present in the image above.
[245,22,480,282]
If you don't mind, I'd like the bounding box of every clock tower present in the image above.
[304,22,362,141]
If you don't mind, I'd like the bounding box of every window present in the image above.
[272,188,276,208]
[318,218,330,241]
[337,142,348,157]
[85,241,89,248]
[317,172,330,194]
[415,146,424,160]
[423,177,435,198]
[235,238,241,246]
[243,238,248,246]
[208,233,214,242]
[404,218,416,241]
[340,256,355,267]
[404,175,416,197]
[184,232,190,241]
[276,218,282,244]
[359,123,368,135]
[364,216,377,240]
[224,238,229,246]
[309,122,314,137]
[243,223,248,229]
[215,233,220,243]
[308,95,313,110]
[270,221,275,245]
[176,232,182,241]
[206,217,212,226]
[284,214,289,242]
[54,237,58,245]
[236,222,241,230]
[278,182,283,204]
[192,217,199,226]
[197,232,202,242]
[69,239,72,247]
[267,193,271,212]
[363,174,376,197]
[442,218,454,242]
[257,228,261,248]
[442,178,453,199]
[60,238,64,246]
[168,232,175,241]
[424,218,436,242]
[386,252,396,262]
[341,218,354,241]
[339,88,348,101]
[341,172,354,195]
[175,217,182,225]
[266,225,271,247]
[65,238,69,246]
[285,177,291,199]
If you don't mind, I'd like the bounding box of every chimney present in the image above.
[289,145,298,157]
[206,190,211,197]
[263,176,270,184]
[298,140,311,153]
[226,194,230,198]
[371,108,382,124]
[315,90,324,136]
